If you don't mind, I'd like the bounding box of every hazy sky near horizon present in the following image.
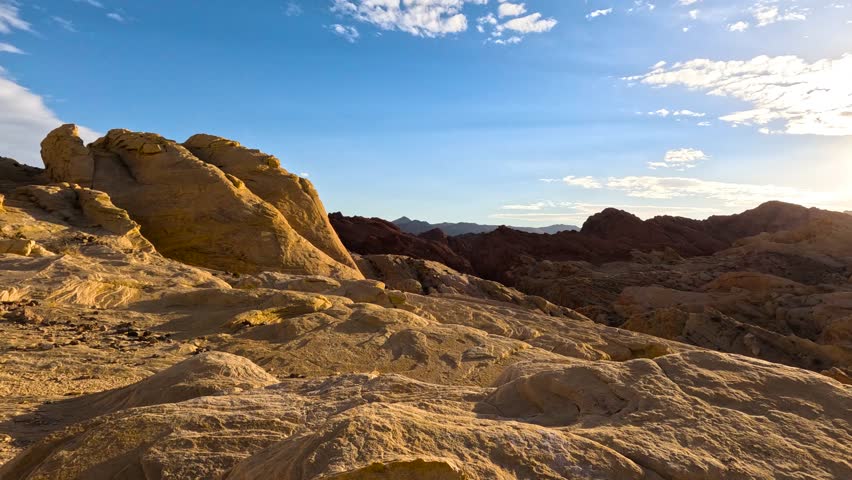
[1,0,851,226]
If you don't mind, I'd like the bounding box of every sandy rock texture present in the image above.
[3,351,849,480]
[1,130,850,479]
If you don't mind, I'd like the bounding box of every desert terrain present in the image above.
[0,125,849,479]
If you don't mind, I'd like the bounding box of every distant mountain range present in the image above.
[392,217,579,236]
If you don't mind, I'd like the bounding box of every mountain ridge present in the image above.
[392,216,579,236]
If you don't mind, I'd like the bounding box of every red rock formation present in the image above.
[328,213,473,273]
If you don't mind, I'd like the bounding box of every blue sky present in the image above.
[1,0,851,226]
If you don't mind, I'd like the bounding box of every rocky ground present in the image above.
[332,204,852,381]
[0,126,849,479]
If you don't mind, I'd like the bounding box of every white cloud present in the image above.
[539,176,603,189]
[628,1,656,13]
[284,2,303,17]
[331,0,487,37]
[494,35,522,45]
[646,109,706,118]
[74,0,104,8]
[0,68,99,165]
[626,53,852,136]
[52,16,77,32]
[0,42,23,54]
[482,7,557,44]
[586,8,613,20]
[674,109,705,117]
[107,13,126,22]
[648,148,708,170]
[498,2,526,18]
[603,175,842,208]
[500,12,557,33]
[536,172,851,215]
[751,1,808,27]
[329,23,360,42]
[728,21,749,31]
[0,2,30,34]
[678,0,701,5]
[501,201,554,211]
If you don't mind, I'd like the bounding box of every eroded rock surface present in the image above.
[3,351,849,480]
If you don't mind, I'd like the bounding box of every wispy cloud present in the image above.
[74,0,104,8]
[499,173,852,224]
[499,12,557,34]
[284,2,303,17]
[491,202,723,224]
[646,108,706,118]
[586,8,613,20]
[626,53,852,136]
[728,20,750,31]
[501,201,555,211]
[52,16,77,32]
[106,13,126,23]
[0,1,31,34]
[0,41,24,54]
[648,148,708,170]
[751,0,808,27]
[538,176,603,189]
[328,23,359,43]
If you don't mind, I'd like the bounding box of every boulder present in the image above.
[40,124,95,186]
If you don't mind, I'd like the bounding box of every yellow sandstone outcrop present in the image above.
[40,125,362,279]
[184,134,358,271]
[40,124,95,186]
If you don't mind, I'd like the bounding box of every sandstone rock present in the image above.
[40,351,277,425]
[0,238,48,257]
[183,134,358,271]
[15,183,155,253]
[4,351,850,480]
[40,125,361,278]
[40,124,95,186]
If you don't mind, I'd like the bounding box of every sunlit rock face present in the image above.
[40,124,362,279]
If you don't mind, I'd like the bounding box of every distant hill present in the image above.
[392,216,578,236]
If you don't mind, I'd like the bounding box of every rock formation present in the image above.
[40,124,94,187]
[0,130,850,478]
[332,202,852,376]
[329,212,473,273]
[40,125,362,279]
[183,134,358,271]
